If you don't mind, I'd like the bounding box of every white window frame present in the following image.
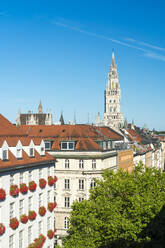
[79,179,84,190]
[64,197,70,208]
[45,141,51,151]
[38,221,43,236]
[19,172,24,184]
[92,159,96,169]
[28,196,33,211]
[64,179,70,190]
[29,148,34,157]
[64,217,69,229]
[39,193,43,207]
[10,202,15,219]
[10,174,14,186]
[19,199,24,216]
[17,148,22,159]
[79,159,84,169]
[19,230,23,248]
[28,226,32,245]
[47,216,51,230]
[2,149,8,160]
[65,159,70,169]
[90,178,96,189]
[61,141,75,150]
[28,170,32,182]
[9,234,14,248]
[39,168,42,179]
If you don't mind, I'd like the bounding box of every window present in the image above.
[30,148,34,157]
[79,160,84,169]
[65,159,69,169]
[92,159,96,169]
[10,174,14,185]
[64,197,70,208]
[2,149,8,160]
[19,199,24,215]
[28,226,32,245]
[38,221,42,235]
[28,196,33,211]
[47,167,51,177]
[64,217,69,229]
[28,170,32,182]
[19,230,23,248]
[47,217,51,230]
[39,168,42,178]
[40,147,45,155]
[61,141,75,150]
[45,141,51,151]
[39,193,43,207]
[64,179,70,190]
[10,202,14,219]
[90,179,96,189]
[79,179,84,190]
[9,235,14,248]
[19,172,23,184]
[17,148,22,159]
[47,191,51,202]
[78,197,84,202]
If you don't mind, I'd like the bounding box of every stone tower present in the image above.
[103,49,124,128]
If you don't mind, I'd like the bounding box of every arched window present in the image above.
[64,217,69,229]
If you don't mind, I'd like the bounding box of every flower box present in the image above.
[0,223,5,235]
[54,176,58,182]
[10,185,19,197]
[20,183,28,194]
[39,206,46,216]
[0,188,6,201]
[28,211,37,221]
[48,202,57,212]
[39,178,47,189]
[29,181,37,192]
[28,234,46,248]
[48,176,55,186]
[10,217,19,230]
[47,229,54,239]
[20,214,28,224]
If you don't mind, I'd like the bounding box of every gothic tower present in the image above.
[103,49,124,128]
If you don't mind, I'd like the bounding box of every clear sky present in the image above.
[0,0,165,130]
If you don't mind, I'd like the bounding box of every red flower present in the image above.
[39,178,47,189]
[10,185,19,197]
[39,206,46,216]
[29,181,37,192]
[20,214,28,224]
[10,217,19,230]
[20,183,28,194]
[28,234,46,248]
[47,229,54,239]
[54,176,58,182]
[48,202,57,212]
[0,223,5,235]
[0,188,6,201]
[28,211,37,221]
[48,176,55,186]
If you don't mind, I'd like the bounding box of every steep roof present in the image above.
[0,114,25,136]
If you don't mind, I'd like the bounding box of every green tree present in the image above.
[63,163,165,248]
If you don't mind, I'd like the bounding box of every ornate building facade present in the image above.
[103,49,124,128]
[16,101,53,126]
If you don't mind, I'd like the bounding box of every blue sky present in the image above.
[0,0,165,130]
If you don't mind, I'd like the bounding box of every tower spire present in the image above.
[38,100,43,114]
[112,48,115,67]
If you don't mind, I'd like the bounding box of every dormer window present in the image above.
[61,141,75,150]
[45,141,51,151]
[30,148,34,157]
[16,148,22,159]
[40,147,45,156]
[2,149,8,161]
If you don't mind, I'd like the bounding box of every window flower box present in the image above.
[20,214,28,224]
[0,223,5,235]
[48,176,55,186]
[28,234,46,248]
[48,201,57,212]
[39,178,47,189]
[47,229,54,239]
[10,217,19,230]
[10,185,19,197]
[29,181,37,192]
[0,188,6,201]
[39,206,46,216]
[20,183,28,194]
[54,176,58,182]
[28,210,37,221]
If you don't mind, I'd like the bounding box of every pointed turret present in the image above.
[112,48,115,67]
[59,112,64,125]
[38,100,43,114]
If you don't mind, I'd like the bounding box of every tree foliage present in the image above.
[63,163,165,248]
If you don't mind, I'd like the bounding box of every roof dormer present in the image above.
[1,140,9,161]
[29,140,35,157]
[40,140,45,156]
[16,140,22,159]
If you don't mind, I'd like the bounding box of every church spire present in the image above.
[38,100,43,114]
[112,48,115,67]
